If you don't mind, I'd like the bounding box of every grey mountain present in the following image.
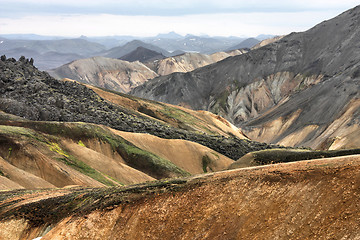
[226,38,261,51]
[102,40,171,58]
[131,5,360,149]
[119,47,165,63]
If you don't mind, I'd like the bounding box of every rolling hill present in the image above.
[1,154,360,239]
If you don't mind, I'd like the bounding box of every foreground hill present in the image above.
[1,154,360,239]
[131,5,360,150]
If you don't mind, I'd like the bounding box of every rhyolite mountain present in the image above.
[131,5,360,150]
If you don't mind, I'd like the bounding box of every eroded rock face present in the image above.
[131,6,360,149]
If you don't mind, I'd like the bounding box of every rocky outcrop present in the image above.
[131,5,360,149]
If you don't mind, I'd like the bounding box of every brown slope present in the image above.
[0,156,55,190]
[61,140,155,185]
[0,126,111,189]
[0,119,188,188]
[1,155,360,239]
[86,84,248,138]
[112,129,234,174]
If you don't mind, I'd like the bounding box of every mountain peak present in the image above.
[155,31,183,39]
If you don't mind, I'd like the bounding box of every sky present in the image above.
[0,0,358,37]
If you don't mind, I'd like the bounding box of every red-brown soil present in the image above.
[1,155,360,239]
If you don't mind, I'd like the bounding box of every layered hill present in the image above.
[1,154,360,239]
[48,56,158,93]
[131,5,360,150]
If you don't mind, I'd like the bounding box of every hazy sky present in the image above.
[0,0,358,37]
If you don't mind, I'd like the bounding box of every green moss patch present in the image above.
[47,141,119,186]
[0,125,46,143]
[57,155,118,187]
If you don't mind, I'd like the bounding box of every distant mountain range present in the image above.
[0,33,266,70]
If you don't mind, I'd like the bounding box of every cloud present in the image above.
[0,10,343,37]
[1,0,358,17]
[0,0,357,37]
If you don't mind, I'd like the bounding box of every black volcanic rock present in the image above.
[119,47,165,62]
[0,57,282,159]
